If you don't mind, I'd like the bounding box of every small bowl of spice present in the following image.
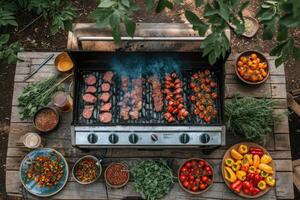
[33,107,60,133]
[72,155,102,185]
[242,16,259,38]
[104,163,130,188]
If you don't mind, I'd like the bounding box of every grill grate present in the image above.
[74,68,221,126]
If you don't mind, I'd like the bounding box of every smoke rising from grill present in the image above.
[109,54,181,78]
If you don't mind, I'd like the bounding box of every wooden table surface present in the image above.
[6,52,293,200]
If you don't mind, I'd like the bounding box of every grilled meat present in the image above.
[103,71,114,83]
[101,83,110,92]
[100,102,112,112]
[99,112,112,123]
[148,75,163,112]
[83,93,97,104]
[121,76,129,92]
[85,74,97,85]
[163,72,189,122]
[189,70,218,124]
[82,105,94,119]
[120,106,130,120]
[98,92,110,102]
[85,86,97,93]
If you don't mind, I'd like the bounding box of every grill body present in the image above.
[68,51,228,148]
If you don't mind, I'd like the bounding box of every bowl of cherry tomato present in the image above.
[178,158,214,194]
[235,51,270,85]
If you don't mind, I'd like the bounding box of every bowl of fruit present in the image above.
[222,143,276,198]
[235,51,270,85]
[178,158,214,194]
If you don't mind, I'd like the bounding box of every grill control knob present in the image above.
[200,133,210,144]
[180,133,190,144]
[87,133,98,144]
[109,134,119,144]
[151,134,158,142]
[129,134,139,144]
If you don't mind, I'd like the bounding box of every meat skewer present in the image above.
[98,71,113,123]
[163,72,189,123]
[148,75,164,112]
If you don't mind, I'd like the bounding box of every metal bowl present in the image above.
[178,158,214,195]
[33,106,60,133]
[54,52,74,73]
[104,162,130,188]
[235,50,270,85]
[72,155,102,185]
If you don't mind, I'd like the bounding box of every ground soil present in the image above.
[1,0,300,199]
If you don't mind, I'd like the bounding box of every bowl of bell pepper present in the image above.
[222,142,276,198]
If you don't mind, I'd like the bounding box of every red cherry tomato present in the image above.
[205,166,211,172]
[192,186,198,192]
[181,166,187,172]
[199,183,206,190]
[179,175,187,182]
[195,178,201,183]
[195,170,200,175]
[191,160,197,166]
[189,175,195,180]
[183,181,189,188]
[199,160,205,167]
[185,162,191,168]
[201,175,208,183]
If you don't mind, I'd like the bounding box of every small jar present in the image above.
[21,132,45,149]
[53,91,73,112]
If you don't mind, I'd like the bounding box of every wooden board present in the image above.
[5,52,294,200]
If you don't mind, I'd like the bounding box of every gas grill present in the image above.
[69,51,227,148]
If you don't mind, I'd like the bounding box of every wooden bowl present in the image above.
[221,142,276,198]
[104,163,130,189]
[235,50,270,85]
[33,106,60,133]
[242,16,259,38]
[72,155,102,185]
[54,52,73,72]
[178,158,214,194]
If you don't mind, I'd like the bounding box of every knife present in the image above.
[24,54,54,81]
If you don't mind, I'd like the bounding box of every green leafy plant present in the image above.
[0,8,17,27]
[131,160,174,200]
[225,94,283,141]
[30,0,75,34]
[0,34,23,64]
[257,0,300,67]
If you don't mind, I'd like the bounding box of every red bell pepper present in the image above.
[230,180,242,193]
[251,187,260,196]
[247,173,255,181]
[250,147,264,157]
[243,188,250,195]
[250,147,263,152]
[253,174,263,185]
[242,181,252,189]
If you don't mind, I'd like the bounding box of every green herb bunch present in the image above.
[131,160,174,200]
[18,75,63,119]
[225,95,283,141]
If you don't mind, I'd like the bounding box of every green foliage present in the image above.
[0,8,17,27]
[225,94,283,141]
[131,160,174,200]
[30,0,75,34]
[185,0,249,65]
[0,34,23,64]
[257,0,300,67]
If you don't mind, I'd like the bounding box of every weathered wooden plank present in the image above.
[274,134,291,150]
[18,52,60,59]
[30,64,58,74]
[274,160,293,172]
[31,58,55,65]
[276,172,294,199]
[14,72,57,83]
[225,83,271,98]
[15,61,31,75]
[272,84,287,99]
[12,82,28,106]
[274,109,289,134]
[11,106,30,123]
[269,60,285,75]
[270,76,286,84]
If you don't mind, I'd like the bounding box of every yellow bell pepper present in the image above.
[259,163,273,174]
[224,167,237,183]
[253,154,260,168]
[231,161,241,172]
[236,170,246,181]
[248,166,256,173]
[244,154,253,166]
[256,169,261,174]
[225,158,234,167]
[265,176,276,186]
[260,154,272,164]
[238,144,248,154]
[261,171,269,178]
[257,180,267,190]
[231,149,243,160]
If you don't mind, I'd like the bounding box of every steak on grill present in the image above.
[148,75,163,112]
[83,93,97,104]
[98,92,110,102]
[103,71,114,83]
[82,105,94,119]
[85,86,97,93]
[100,102,112,112]
[85,74,97,85]
[99,112,112,123]
[101,83,111,92]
